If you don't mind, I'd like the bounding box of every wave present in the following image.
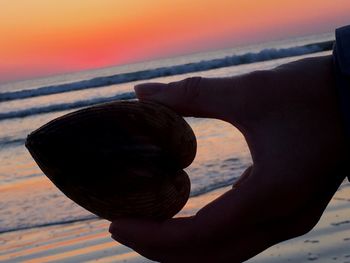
[0,175,240,234]
[190,178,237,197]
[0,40,333,103]
[0,216,97,234]
[0,136,26,148]
[0,92,135,121]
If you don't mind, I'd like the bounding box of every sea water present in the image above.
[0,32,334,233]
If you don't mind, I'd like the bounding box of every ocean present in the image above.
[0,32,334,234]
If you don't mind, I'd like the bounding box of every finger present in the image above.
[232,165,253,189]
[109,216,195,251]
[198,194,338,263]
[109,166,277,261]
[134,75,260,124]
[108,168,275,262]
[119,215,281,263]
[192,228,276,263]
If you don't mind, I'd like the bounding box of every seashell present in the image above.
[25,100,196,221]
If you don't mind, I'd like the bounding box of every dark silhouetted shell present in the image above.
[25,101,196,221]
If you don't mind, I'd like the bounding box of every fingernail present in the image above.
[109,220,129,234]
[109,222,116,234]
[134,83,167,98]
[110,222,134,247]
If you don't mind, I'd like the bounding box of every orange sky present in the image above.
[0,0,349,83]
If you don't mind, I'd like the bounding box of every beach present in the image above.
[1,32,349,262]
[0,181,349,262]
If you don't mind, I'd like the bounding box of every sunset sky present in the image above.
[1,0,349,83]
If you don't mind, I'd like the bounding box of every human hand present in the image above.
[109,55,348,262]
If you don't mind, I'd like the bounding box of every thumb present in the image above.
[109,217,194,252]
[134,76,250,123]
[109,217,194,261]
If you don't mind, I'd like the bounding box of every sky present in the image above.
[1,0,349,84]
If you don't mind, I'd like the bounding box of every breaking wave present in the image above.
[0,41,333,103]
[0,92,135,121]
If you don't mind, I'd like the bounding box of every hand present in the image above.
[109,55,348,262]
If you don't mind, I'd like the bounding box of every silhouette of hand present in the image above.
[109,55,348,262]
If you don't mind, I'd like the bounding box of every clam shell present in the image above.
[25,101,196,221]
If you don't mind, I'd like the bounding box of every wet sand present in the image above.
[0,181,349,262]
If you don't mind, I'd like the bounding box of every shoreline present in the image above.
[1,182,349,262]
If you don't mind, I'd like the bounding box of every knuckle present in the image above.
[247,69,274,86]
[236,69,277,122]
[250,70,276,96]
[186,215,202,244]
[174,77,202,104]
[187,214,206,245]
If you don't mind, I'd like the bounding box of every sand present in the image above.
[0,182,349,263]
